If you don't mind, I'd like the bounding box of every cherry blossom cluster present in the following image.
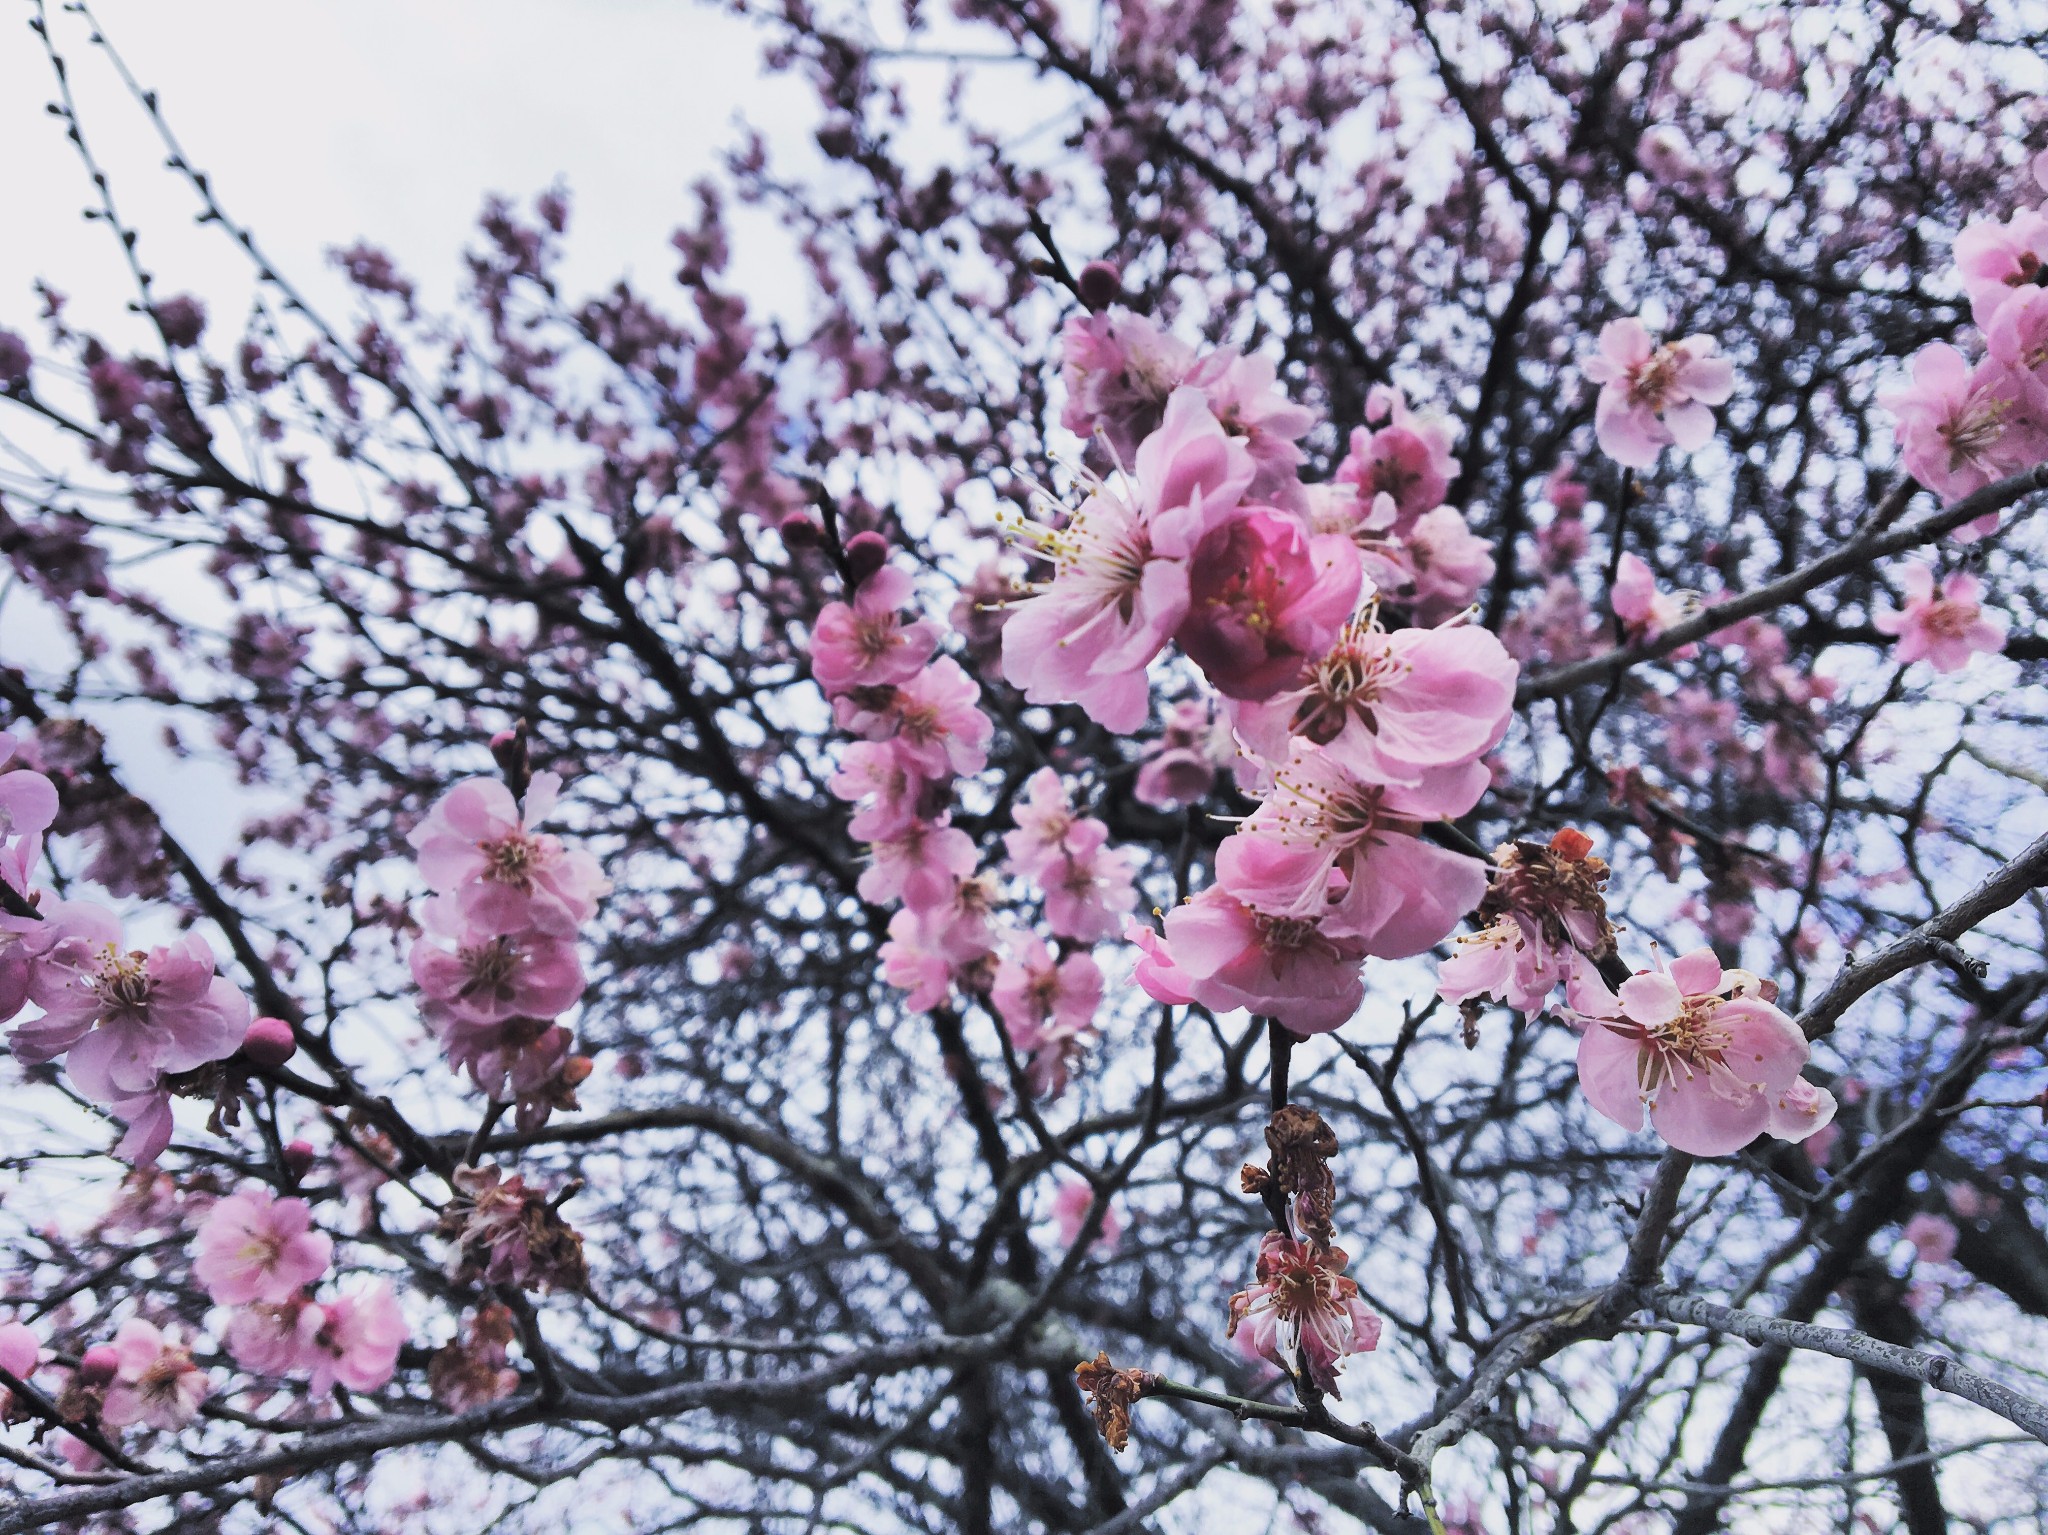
[195,1185,404,1398]
[819,544,1138,1097]
[406,769,608,1129]
[0,734,254,1161]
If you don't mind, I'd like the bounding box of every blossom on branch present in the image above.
[1582,318,1736,469]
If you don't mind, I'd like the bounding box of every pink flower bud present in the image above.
[241,1015,298,1068]
[843,531,890,588]
[77,1345,119,1387]
[282,1140,316,1180]
[779,515,824,549]
[1075,260,1124,312]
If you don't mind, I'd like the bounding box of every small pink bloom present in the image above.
[1872,566,2007,672]
[1334,385,1460,531]
[1059,308,1195,463]
[100,1319,208,1430]
[1881,344,2048,511]
[1042,843,1144,943]
[1398,505,1496,622]
[411,906,587,1025]
[1610,552,1699,651]
[1570,949,1836,1157]
[1902,1212,1959,1267]
[0,1320,40,1379]
[1050,1177,1122,1252]
[1987,285,2048,394]
[1582,318,1736,468]
[1133,701,1226,811]
[1226,1233,1381,1396]
[227,1296,325,1376]
[991,934,1103,1059]
[810,564,942,695]
[1437,917,1559,1015]
[878,908,959,1011]
[1953,206,2048,327]
[858,816,977,913]
[1155,885,1368,1035]
[191,1187,333,1306]
[408,772,608,939]
[829,739,928,843]
[1233,613,1517,785]
[1177,512,1362,701]
[304,1280,404,1394]
[1182,347,1315,508]
[869,657,993,780]
[1002,768,1107,882]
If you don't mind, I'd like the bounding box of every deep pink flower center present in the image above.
[1627,347,1686,410]
[1294,639,1408,743]
[91,950,154,1015]
[481,833,542,888]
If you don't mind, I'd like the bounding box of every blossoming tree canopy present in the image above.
[5,1,2048,1532]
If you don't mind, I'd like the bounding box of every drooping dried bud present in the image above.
[1261,1105,1340,1246]
[1483,830,1616,958]
[240,1016,298,1068]
[1074,1351,1159,1452]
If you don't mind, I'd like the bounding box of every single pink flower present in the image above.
[990,934,1103,1056]
[858,815,977,913]
[1903,1211,1959,1267]
[1397,505,1497,622]
[1176,512,1362,700]
[227,1297,327,1377]
[410,906,587,1025]
[1233,613,1517,785]
[1872,566,2007,672]
[1881,344,2048,511]
[1042,842,1144,944]
[0,1319,40,1379]
[1334,385,1460,532]
[1582,318,1736,468]
[191,1187,333,1306]
[858,657,993,780]
[1182,347,1315,508]
[1987,285,2048,395]
[1953,206,2048,327]
[829,739,929,843]
[1570,948,1836,1157]
[1002,768,1107,882]
[1050,1177,1122,1252]
[1154,885,1368,1035]
[1216,748,1490,957]
[18,909,250,1103]
[100,1319,208,1430]
[1610,552,1699,652]
[878,908,958,1010]
[810,564,942,696]
[1226,1233,1382,1396]
[1436,917,1559,1015]
[408,772,608,939]
[1058,308,1195,463]
[304,1280,404,1394]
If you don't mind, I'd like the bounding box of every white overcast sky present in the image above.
[0,1,817,338]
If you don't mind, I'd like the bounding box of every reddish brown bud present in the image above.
[76,1346,119,1388]
[282,1139,316,1180]
[1075,260,1124,311]
[843,530,890,587]
[779,513,824,548]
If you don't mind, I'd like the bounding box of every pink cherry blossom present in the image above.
[191,1186,333,1305]
[410,904,587,1025]
[1952,206,2048,326]
[408,772,609,939]
[1226,1233,1381,1396]
[1232,613,1518,785]
[1987,285,2048,393]
[878,908,958,1010]
[1152,885,1368,1035]
[1334,385,1460,531]
[990,934,1103,1056]
[1050,1177,1122,1252]
[828,739,928,843]
[0,1319,40,1380]
[100,1319,208,1430]
[1582,319,1736,468]
[16,907,250,1103]
[1002,768,1107,882]
[227,1297,325,1376]
[1436,917,1557,1014]
[1182,347,1315,508]
[1872,566,2006,672]
[1176,512,1362,700]
[1133,700,1226,811]
[1569,948,1836,1157]
[1042,842,1144,943]
[1881,344,2048,510]
[1059,308,1195,463]
[810,564,942,696]
[1005,389,1256,728]
[1216,748,1490,956]
[857,815,977,912]
[852,657,993,780]
[1610,552,1698,652]
[303,1280,405,1394]
[1903,1212,1959,1266]
[1397,505,1497,622]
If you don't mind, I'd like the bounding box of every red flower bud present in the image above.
[241,1016,298,1068]
[843,530,891,588]
[76,1346,119,1388]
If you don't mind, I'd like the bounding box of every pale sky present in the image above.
[1,1,817,339]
